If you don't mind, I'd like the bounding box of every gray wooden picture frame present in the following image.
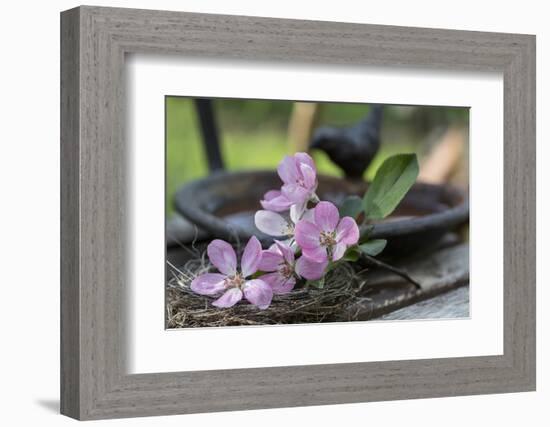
[60,5,536,420]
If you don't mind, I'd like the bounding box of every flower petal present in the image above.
[281,183,309,204]
[289,201,307,223]
[243,279,273,309]
[295,256,328,280]
[332,242,347,261]
[294,152,316,171]
[336,216,360,245]
[299,163,317,190]
[262,273,296,295]
[302,208,315,222]
[294,220,321,249]
[263,190,281,201]
[277,155,299,184]
[314,201,339,232]
[302,245,328,263]
[190,273,226,295]
[281,237,298,250]
[274,240,295,264]
[207,240,237,276]
[258,247,284,272]
[260,272,284,288]
[254,210,291,236]
[241,236,262,277]
[260,190,293,212]
[212,287,243,308]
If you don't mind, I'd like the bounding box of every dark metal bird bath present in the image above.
[174,170,468,257]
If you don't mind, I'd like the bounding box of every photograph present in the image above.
[165,98,470,328]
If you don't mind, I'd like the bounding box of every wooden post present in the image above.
[287,102,319,153]
[418,126,468,186]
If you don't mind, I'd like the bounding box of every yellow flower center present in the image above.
[226,273,245,289]
[278,263,293,278]
[319,231,337,247]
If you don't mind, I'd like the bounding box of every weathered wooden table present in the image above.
[166,215,469,323]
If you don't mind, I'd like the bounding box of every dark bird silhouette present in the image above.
[310,105,383,180]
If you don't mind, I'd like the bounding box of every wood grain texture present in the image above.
[60,7,80,419]
[60,5,536,420]
[344,243,469,321]
[377,286,469,320]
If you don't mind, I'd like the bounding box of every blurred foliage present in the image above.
[166,97,468,217]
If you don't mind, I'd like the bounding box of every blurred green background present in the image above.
[166,98,468,217]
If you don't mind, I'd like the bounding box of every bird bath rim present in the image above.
[174,169,469,255]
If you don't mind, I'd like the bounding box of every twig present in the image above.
[166,260,185,276]
[361,254,422,289]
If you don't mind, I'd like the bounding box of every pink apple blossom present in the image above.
[295,201,360,263]
[259,240,327,294]
[191,236,273,309]
[277,152,318,207]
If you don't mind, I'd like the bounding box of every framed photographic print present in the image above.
[60,5,536,420]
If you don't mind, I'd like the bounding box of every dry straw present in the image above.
[166,253,370,328]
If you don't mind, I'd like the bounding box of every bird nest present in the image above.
[166,255,370,328]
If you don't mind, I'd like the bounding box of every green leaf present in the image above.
[339,195,363,219]
[306,277,325,289]
[358,239,387,256]
[359,224,374,243]
[363,153,419,220]
[342,246,360,262]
